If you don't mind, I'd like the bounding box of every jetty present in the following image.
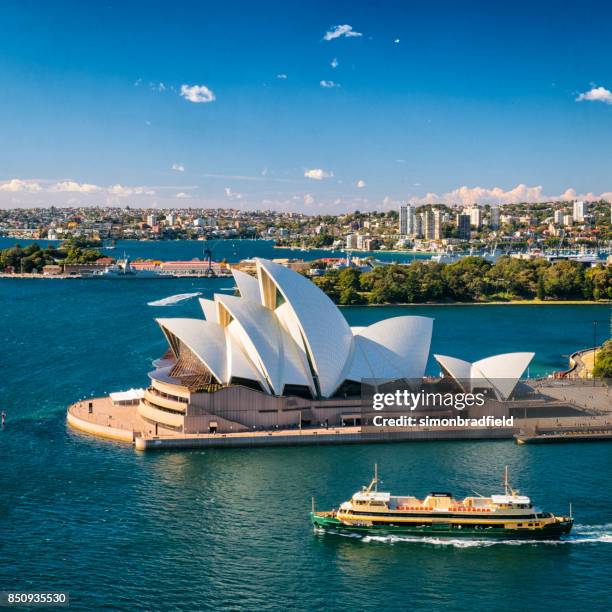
[516,429,612,444]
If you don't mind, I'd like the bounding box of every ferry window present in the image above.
[517,523,523,527]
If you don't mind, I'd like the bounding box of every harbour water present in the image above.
[0,237,432,264]
[0,241,610,610]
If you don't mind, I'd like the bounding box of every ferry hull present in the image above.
[310,513,573,539]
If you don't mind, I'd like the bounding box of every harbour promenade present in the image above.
[67,397,517,450]
[67,386,611,451]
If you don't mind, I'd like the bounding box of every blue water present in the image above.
[0,244,611,610]
[0,237,430,264]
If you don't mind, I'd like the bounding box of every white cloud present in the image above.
[0,179,42,192]
[412,183,612,206]
[304,168,333,180]
[171,163,185,172]
[276,73,288,80]
[303,194,315,205]
[108,184,155,196]
[382,195,399,208]
[356,179,366,188]
[180,84,216,103]
[175,192,191,199]
[576,86,612,104]
[224,187,243,200]
[150,82,166,92]
[394,38,400,44]
[320,80,340,88]
[330,57,339,69]
[323,24,363,41]
[50,181,101,193]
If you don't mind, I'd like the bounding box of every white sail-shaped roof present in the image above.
[433,354,473,381]
[153,260,444,400]
[156,318,227,383]
[232,269,261,302]
[473,353,534,400]
[434,352,534,400]
[358,316,433,380]
[255,258,353,397]
[225,326,269,391]
[342,316,433,384]
[215,294,314,396]
[199,298,218,323]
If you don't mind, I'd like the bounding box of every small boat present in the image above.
[310,466,573,539]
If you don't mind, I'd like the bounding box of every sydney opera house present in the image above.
[135,258,533,437]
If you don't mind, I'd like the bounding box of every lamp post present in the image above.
[592,320,598,385]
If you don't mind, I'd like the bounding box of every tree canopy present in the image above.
[314,256,611,305]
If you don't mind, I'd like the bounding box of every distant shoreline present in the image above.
[273,244,436,256]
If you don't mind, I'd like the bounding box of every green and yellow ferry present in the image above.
[310,466,573,539]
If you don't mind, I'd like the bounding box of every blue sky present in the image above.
[1,0,611,211]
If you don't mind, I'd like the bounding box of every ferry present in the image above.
[310,466,573,539]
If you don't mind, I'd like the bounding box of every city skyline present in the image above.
[1,0,612,212]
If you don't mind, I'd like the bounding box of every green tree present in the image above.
[442,257,493,301]
[536,274,546,300]
[339,287,366,305]
[542,260,585,299]
[593,339,612,378]
[585,265,612,301]
[337,267,361,291]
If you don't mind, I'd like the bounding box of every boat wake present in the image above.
[147,292,202,306]
[315,524,612,548]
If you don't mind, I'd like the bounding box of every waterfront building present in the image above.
[433,209,443,240]
[573,200,586,223]
[489,207,500,229]
[139,259,434,434]
[563,214,574,226]
[422,209,442,240]
[159,260,227,276]
[465,206,483,229]
[346,233,358,249]
[414,213,423,238]
[399,204,416,236]
[146,213,157,227]
[456,213,471,240]
[553,209,564,224]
